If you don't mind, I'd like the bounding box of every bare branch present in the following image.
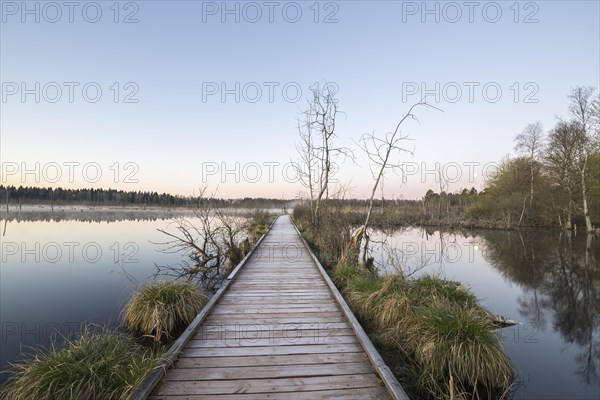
[354,101,441,266]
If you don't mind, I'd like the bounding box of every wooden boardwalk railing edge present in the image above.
[290,220,411,400]
[129,217,278,400]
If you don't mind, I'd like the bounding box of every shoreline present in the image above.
[1,204,204,213]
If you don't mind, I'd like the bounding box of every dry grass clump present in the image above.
[0,327,162,400]
[332,264,514,399]
[123,280,207,343]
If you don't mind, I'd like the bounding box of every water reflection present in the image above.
[481,230,600,389]
[0,206,199,224]
[0,215,195,385]
[370,227,600,399]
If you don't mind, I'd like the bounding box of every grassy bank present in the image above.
[0,280,202,400]
[293,205,515,399]
[0,328,163,400]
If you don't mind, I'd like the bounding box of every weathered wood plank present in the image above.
[195,322,350,332]
[218,299,331,303]
[175,352,369,367]
[186,335,358,348]
[156,374,384,395]
[166,362,374,380]
[203,317,347,325]
[210,306,339,314]
[193,328,355,341]
[220,293,332,299]
[183,343,365,357]
[149,386,389,399]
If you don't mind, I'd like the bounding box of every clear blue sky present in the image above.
[1,0,599,199]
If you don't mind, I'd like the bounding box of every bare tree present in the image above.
[153,188,247,290]
[295,117,317,223]
[569,86,599,232]
[295,84,353,226]
[353,101,440,266]
[437,164,450,222]
[514,121,545,208]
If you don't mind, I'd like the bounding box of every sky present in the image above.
[1,0,599,200]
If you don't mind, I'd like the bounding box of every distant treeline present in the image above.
[0,185,289,210]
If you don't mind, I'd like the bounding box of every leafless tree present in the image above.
[514,121,545,208]
[152,188,247,290]
[437,164,450,221]
[295,84,353,226]
[296,117,317,222]
[568,86,599,232]
[353,101,440,266]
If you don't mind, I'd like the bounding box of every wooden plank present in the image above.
[221,290,329,295]
[183,343,365,357]
[217,299,335,305]
[156,374,384,395]
[210,306,339,314]
[196,322,350,332]
[229,288,327,291]
[186,335,358,348]
[166,362,374,380]
[203,317,347,325]
[193,328,355,341]
[149,386,389,399]
[221,291,331,296]
[204,311,345,319]
[175,352,369,368]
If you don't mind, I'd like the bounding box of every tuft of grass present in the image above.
[0,328,163,400]
[335,267,514,399]
[331,264,361,288]
[344,269,381,319]
[247,210,274,242]
[123,280,207,343]
[412,301,514,398]
[410,274,478,309]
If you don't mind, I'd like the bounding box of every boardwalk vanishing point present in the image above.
[136,215,409,399]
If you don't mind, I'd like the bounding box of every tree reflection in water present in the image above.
[480,229,599,387]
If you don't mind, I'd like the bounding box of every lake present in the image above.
[0,207,214,385]
[369,226,599,399]
[1,210,598,399]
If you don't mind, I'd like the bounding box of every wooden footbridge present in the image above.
[134,215,409,399]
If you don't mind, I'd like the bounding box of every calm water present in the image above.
[1,213,599,399]
[370,227,600,400]
[0,211,206,384]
